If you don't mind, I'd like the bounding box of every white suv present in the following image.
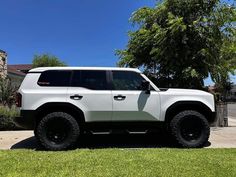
[15,67,216,150]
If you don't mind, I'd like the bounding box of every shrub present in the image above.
[0,105,21,130]
[0,77,18,107]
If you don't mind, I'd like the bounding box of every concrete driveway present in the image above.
[0,127,236,150]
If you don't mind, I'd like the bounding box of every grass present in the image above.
[0,148,236,177]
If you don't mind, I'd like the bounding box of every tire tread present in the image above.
[170,110,210,148]
[36,112,80,150]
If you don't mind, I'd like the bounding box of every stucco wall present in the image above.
[0,51,7,78]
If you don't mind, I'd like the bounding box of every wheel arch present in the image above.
[165,101,216,124]
[35,102,85,126]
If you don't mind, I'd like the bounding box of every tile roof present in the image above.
[8,64,32,70]
[7,67,26,76]
[7,64,32,76]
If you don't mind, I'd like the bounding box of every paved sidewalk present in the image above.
[208,127,236,148]
[0,127,236,150]
[0,131,35,150]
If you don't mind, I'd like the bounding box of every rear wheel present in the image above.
[36,112,80,150]
[170,110,210,148]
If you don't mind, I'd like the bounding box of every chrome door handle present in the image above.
[114,95,126,101]
[70,94,83,100]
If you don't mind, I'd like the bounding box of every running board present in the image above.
[90,130,149,135]
[90,131,111,135]
[126,130,148,134]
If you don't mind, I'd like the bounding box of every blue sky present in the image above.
[1,0,155,66]
[0,0,235,85]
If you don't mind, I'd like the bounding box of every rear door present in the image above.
[67,70,112,122]
[111,71,160,121]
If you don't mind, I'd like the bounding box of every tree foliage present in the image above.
[211,28,236,95]
[32,54,67,68]
[116,0,236,89]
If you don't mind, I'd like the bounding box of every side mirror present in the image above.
[141,80,151,94]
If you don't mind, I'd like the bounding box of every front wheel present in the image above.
[170,110,210,148]
[36,112,80,151]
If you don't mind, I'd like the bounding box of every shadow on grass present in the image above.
[10,133,211,150]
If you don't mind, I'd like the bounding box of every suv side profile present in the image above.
[15,67,216,150]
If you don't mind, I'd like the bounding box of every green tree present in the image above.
[32,54,67,68]
[211,28,236,97]
[116,0,236,89]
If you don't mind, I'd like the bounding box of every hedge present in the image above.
[0,106,21,131]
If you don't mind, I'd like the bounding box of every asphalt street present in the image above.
[228,103,236,119]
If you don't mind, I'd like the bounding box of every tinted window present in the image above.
[112,71,145,90]
[71,70,108,90]
[38,70,71,87]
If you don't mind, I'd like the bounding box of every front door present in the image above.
[111,71,160,121]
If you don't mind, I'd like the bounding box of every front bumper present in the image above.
[14,110,36,130]
[209,111,217,126]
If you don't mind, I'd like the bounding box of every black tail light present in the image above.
[16,93,22,107]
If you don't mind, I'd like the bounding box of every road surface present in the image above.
[228,103,236,126]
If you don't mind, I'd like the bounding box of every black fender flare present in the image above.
[165,101,216,124]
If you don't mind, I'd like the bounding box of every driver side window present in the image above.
[112,71,145,90]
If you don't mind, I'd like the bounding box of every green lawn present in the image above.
[0,148,236,177]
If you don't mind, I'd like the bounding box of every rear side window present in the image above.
[71,70,108,90]
[38,70,72,87]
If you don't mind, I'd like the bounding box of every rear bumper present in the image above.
[14,110,36,130]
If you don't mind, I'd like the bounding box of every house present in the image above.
[0,49,7,78]
[7,64,32,87]
[0,49,32,87]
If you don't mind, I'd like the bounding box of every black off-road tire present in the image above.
[36,112,80,151]
[34,128,38,139]
[170,110,210,148]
